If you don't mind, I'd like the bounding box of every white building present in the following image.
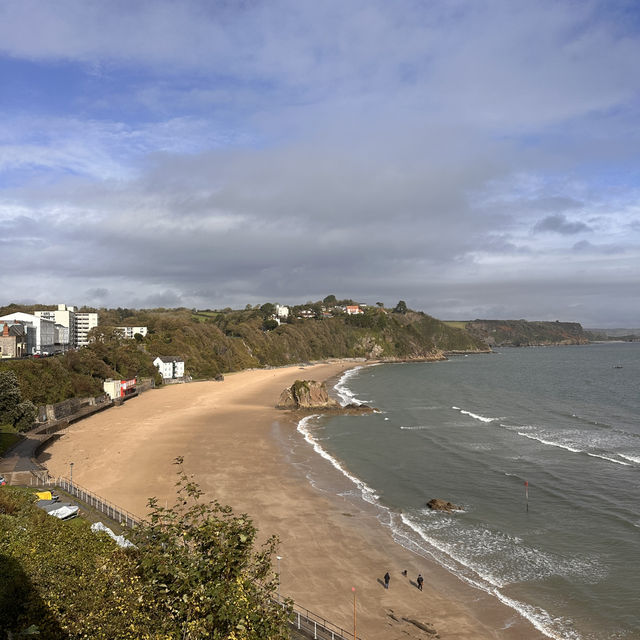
[153,356,185,380]
[0,312,55,355]
[35,304,99,348]
[115,326,148,339]
[103,377,137,400]
[275,304,289,319]
[35,304,76,349]
[75,312,98,347]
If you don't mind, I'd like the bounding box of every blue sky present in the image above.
[1,0,639,326]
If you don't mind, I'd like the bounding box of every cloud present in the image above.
[0,1,639,326]
[533,214,592,235]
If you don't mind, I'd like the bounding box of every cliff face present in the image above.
[465,320,590,347]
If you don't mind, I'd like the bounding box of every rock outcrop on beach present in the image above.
[276,379,376,414]
[276,380,340,409]
[426,498,462,512]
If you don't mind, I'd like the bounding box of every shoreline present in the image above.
[40,360,543,639]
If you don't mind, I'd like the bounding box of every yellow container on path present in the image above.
[36,491,52,501]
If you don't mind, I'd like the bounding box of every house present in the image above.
[345,305,364,315]
[115,326,148,339]
[0,322,27,359]
[275,305,289,319]
[153,356,185,380]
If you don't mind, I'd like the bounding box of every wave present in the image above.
[620,454,640,464]
[396,513,583,640]
[515,430,633,466]
[333,367,367,406]
[452,406,497,423]
[296,414,380,505]
[297,414,581,640]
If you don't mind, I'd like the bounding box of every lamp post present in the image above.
[276,556,282,600]
[352,587,356,640]
[69,462,74,488]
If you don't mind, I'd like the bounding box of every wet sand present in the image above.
[41,361,544,639]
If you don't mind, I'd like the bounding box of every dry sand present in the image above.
[41,361,545,640]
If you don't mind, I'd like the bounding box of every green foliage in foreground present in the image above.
[0,371,37,432]
[0,461,290,639]
[0,425,21,456]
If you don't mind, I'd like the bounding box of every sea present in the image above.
[296,342,640,640]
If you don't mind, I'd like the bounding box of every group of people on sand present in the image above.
[383,570,423,591]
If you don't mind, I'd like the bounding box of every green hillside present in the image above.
[445,319,591,347]
[0,302,488,405]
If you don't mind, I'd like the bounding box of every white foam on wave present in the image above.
[400,425,431,430]
[334,366,367,406]
[517,431,632,466]
[396,513,582,640]
[452,406,497,423]
[296,414,380,505]
[620,453,640,464]
[517,431,582,453]
[297,413,585,640]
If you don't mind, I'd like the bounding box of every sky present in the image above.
[1,0,639,327]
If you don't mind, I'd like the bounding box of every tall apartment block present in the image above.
[75,311,98,347]
[35,304,98,349]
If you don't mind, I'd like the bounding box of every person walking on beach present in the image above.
[417,574,424,591]
[384,571,390,589]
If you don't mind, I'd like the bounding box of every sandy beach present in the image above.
[41,361,544,640]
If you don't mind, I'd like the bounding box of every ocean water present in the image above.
[298,343,640,640]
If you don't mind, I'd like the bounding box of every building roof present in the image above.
[2,322,26,337]
[154,356,184,363]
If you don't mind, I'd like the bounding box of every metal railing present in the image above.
[274,595,361,640]
[43,476,140,529]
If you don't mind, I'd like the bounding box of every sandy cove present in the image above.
[41,361,544,640]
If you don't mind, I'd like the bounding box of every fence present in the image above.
[274,595,361,640]
[43,476,139,529]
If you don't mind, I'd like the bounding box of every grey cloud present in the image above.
[85,287,110,299]
[533,214,591,235]
[1,2,639,328]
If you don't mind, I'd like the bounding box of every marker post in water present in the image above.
[525,480,529,512]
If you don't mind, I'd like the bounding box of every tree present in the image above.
[322,295,337,306]
[262,318,279,331]
[393,300,408,314]
[376,302,385,308]
[131,458,291,639]
[0,371,21,424]
[0,371,37,431]
[260,303,276,318]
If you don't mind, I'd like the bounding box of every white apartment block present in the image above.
[75,312,98,347]
[115,326,148,339]
[35,304,76,348]
[0,312,56,355]
[35,304,99,348]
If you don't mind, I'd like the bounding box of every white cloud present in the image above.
[0,1,639,326]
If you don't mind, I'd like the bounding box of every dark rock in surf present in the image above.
[426,498,462,512]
